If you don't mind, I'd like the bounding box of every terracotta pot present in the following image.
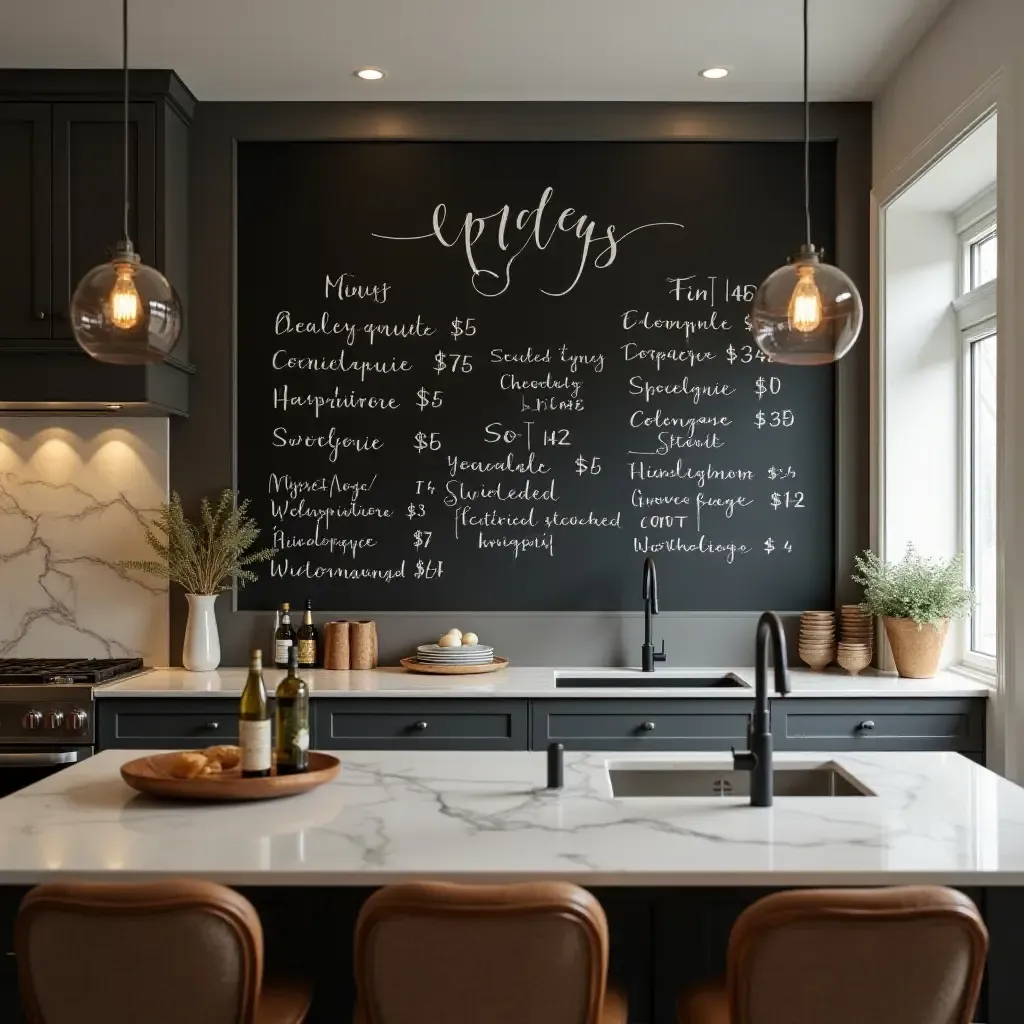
[883,617,949,678]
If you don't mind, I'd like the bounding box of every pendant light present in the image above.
[750,0,863,365]
[70,0,182,366]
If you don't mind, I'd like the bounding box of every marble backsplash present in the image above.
[0,418,169,665]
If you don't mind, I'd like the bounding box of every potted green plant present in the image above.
[852,545,974,678]
[120,490,275,671]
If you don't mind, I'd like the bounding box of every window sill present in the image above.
[947,662,997,689]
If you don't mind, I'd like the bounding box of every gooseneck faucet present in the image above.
[732,611,791,806]
[641,557,666,672]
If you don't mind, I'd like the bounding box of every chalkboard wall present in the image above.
[236,139,836,612]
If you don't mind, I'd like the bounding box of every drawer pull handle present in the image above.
[857,720,875,732]
[640,721,656,732]
[413,721,429,731]
[203,721,220,731]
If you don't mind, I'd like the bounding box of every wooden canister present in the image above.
[350,620,378,670]
[323,621,351,670]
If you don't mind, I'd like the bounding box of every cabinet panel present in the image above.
[317,699,528,750]
[99,699,239,749]
[0,104,50,339]
[771,698,984,752]
[51,102,157,339]
[532,699,753,751]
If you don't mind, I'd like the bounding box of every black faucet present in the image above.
[641,557,666,672]
[732,611,791,806]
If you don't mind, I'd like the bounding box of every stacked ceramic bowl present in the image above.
[798,611,836,671]
[414,643,495,667]
[837,605,874,676]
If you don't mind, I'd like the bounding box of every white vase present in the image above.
[183,593,221,671]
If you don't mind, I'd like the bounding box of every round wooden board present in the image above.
[400,656,509,676]
[120,750,341,802]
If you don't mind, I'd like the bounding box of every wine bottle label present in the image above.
[275,705,310,767]
[240,719,272,772]
[274,639,293,663]
[297,639,316,665]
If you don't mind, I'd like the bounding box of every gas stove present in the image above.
[0,658,145,745]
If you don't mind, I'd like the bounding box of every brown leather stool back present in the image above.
[16,880,265,1024]
[354,881,612,1024]
[726,887,988,1024]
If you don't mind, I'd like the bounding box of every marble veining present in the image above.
[0,749,1020,886]
[0,419,169,665]
[96,664,993,698]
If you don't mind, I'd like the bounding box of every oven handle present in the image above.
[0,750,81,766]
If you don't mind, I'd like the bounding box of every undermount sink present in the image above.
[556,673,747,689]
[608,762,874,798]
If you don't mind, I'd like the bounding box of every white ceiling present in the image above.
[2,0,955,102]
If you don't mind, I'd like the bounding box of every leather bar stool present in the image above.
[353,881,628,1024]
[677,886,988,1024]
[16,879,312,1024]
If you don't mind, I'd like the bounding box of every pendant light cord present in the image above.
[803,0,812,249]
[122,0,131,245]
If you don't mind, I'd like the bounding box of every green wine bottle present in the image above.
[240,649,271,778]
[275,647,310,775]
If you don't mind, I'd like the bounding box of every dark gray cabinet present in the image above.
[316,699,528,751]
[532,699,753,752]
[0,71,194,414]
[770,698,985,753]
[96,695,986,761]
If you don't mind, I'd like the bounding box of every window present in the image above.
[955,196,997,667]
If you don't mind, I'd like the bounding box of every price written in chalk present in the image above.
[767,466,797,481]
[434,351,473,374]
[726,344,770,365]
[764,538,794,554]
[416,388,443,410]
[412,530,432,549]
[406,503,427,519]
[413,431,442,452]
[755,409,795,429]
[754,376,781,399]
[770,491,805,510]
[414,559,444,579]
[575,455,602,476]
[450,317,476,339]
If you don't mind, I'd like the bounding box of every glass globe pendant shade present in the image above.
[70,242,182,366]
[750,246,863,366]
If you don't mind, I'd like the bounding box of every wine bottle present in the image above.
[271,607,281,664]
[240,649,271,779]
[297,598,319,668]
[275,646,310,775]
[274,602,296,669]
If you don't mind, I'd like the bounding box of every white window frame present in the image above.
[954,185,997,675]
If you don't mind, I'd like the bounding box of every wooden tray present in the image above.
[400,656,509,676]
[120,751,341,802]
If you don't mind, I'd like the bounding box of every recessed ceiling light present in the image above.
[355,68,385,81]
[699,67,729,80]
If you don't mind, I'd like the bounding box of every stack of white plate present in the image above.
[415,643,495,666]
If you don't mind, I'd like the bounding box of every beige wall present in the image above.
[873,0,1022,778]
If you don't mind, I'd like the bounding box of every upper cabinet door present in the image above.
[51,102,157,342]
[0,104,51,340]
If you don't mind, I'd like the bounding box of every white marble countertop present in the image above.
[96,665,993,699]
[0,748,1020,887]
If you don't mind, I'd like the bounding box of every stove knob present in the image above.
[68,709,88,732]
[22,711,43,731]
[47,710,65,730]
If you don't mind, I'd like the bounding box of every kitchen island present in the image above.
[0,747,1020,1021]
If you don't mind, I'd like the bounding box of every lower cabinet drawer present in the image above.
[771,698,985,752]
[532,700,753,751]
[98,699,240,749]
[316,700,528,750]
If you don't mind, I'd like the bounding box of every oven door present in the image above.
[0,747,91,797]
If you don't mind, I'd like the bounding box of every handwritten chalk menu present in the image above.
[236,141,836,611]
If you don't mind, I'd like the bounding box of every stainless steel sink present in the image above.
[608,763,874,797]
[556,673,747,689]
